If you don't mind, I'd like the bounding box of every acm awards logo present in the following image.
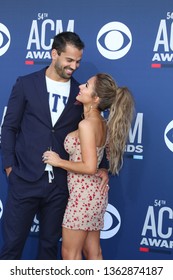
[140,200,173,254]
[30,204,121,240]
[0,23,11,56]
[152,11,173,67]
[30,214,39,235]
[125,112,144,160]
[25,13,74,64]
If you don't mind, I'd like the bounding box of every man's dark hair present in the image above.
[52,31,85,54]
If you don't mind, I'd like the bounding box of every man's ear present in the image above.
[51,49,58,59]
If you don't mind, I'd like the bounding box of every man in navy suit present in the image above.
[0,31,109,259]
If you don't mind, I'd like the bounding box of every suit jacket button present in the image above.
[51,129,55,133]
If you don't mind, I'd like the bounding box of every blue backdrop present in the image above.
[0,0,173,260]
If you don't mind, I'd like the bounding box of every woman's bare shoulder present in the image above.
[79,118,93,127]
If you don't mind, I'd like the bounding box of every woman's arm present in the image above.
[43,120,98,175]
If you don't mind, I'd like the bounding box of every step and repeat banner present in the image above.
[0,0,173,260]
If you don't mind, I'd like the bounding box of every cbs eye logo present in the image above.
[0,200,3,219]
[0,23,11,56]
[101,203,121,239]
[96,22,132,60]
[164,120,173,152]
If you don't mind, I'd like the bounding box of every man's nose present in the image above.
[70,61,78,70]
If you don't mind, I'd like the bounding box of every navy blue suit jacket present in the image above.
[1,67,83,184]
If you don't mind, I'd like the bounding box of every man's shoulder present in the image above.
[19,67,47,81]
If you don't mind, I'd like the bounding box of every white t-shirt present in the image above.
[46,76,70,126]
[45,76,70,182]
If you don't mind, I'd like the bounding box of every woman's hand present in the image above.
[42,151,62,167]
[96,168,109,195]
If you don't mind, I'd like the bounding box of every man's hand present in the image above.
[5,167,12,177]
[96,168,109,195]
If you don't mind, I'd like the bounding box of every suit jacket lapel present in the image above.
[34,67,52,126]
[54,77,80,126]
